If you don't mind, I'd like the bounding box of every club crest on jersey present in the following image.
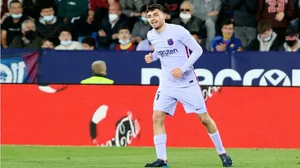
[167,39,174,46]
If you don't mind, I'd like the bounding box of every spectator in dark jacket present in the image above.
[230,0,258,47]
[278,26,300,51]
[245,20,282,51]
[9,19,42,48]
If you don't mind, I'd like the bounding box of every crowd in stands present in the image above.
[1,0,300,52]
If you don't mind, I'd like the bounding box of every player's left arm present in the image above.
[179,27,203,73]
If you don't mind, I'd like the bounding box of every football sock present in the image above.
[154,134,167,161]
[208,131,226,154]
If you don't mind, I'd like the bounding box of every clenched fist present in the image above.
[145,53,153,63]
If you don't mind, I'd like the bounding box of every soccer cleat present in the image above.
[144,159,169,167]
[219,153,233,167]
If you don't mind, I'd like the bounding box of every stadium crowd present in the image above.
[1,0,300,52]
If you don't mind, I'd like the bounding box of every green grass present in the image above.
[1,146,300,168]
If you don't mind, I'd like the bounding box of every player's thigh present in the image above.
[153,86,178,116]
[177,84,207,114]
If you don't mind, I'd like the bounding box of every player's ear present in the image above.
[163,13,167,19]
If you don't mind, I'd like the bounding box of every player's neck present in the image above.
[156,22,166,33]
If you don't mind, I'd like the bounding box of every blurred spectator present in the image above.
[55,27,82,50]
[41,38,55,49]
[256,0,295,41]
[278,26,300,51]
[290,0,300,32]
[36,4,64,45]
[22,0,55,20]
[191,31,207,51]
[1,0,23,22]
[131,5,151,44]
[96,2,128,49]
[1,0,28,48]
[230,0,258,47]
[119,0,151,30]
[190,0,222,50]
[171,1,204,36]
[136,39,154,51]
[245,20,282,51]
[87,0,118,25]
[114,25,136,51]
[156,0,183,21]
[81,60,114,84]
[82,36,96,50]
[210,19,243,52]
[8,19,42,48]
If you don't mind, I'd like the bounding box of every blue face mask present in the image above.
[43,15,54,22]
[141,16,148,22]
[61,40,72,46]
[119,39,130,45]
[11,13,22,19]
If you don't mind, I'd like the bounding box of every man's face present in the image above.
[41,7,54,17]
[260,29,272,39]
[22,23,35,34]
[59,31,72,41]
[42,40,54,49]
[82,43,94,50]
[109,3,120,15]
[285,34,298,41]
[221,24,234,38]
[9,2,23,15]
[147,9,166,30]
[118,29,130,41]
[180,3,193,14]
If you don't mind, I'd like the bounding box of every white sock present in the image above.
[208,131,226,154]
[154,134,167,161]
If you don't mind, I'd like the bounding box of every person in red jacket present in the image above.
[256,0,295,41]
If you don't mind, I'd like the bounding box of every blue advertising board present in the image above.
[1,49,300,86]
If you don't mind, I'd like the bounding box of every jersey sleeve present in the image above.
[178,26,203,73]
[147,31,159,62]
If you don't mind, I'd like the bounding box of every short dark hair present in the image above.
[146,4,166,13]
[118,24,130,33]
[40,3,54,12]
[58,26,72,36]
[221,18,235,28]
[82,36,95,47]
[9,0,22,8]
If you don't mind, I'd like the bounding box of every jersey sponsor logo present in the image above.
[141,68,300,86]
[157,49,178,57]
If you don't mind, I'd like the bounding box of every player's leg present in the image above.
[145,87,177,167]
[178,84,233,167]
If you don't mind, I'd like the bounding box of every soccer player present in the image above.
[144,4,233,168]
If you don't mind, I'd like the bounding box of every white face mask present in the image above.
[141,16,148,22]
[179,12,191,20]
[61,40,72,46]
[43,15,54,22]
[109,14,118,22]
[119,39,130,45]
[11,13,22,19]
[263,36,271,42]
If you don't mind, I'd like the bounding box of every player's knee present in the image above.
[198,114,211,126]
[153,111,165,124]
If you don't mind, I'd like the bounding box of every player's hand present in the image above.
[145,53,153,63]
[171,68,183,79]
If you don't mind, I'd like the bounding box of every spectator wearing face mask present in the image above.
[245,20,282,51]
[130,5,151,44]
[97,2,128,49]
[8,19,42,48]
[279,26,300,51]
[55,27,81,50]
[171,1,204,40]
[1,0,28,48]
[114,25,135,51]
[36,4,65,44]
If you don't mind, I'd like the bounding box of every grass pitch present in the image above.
[1,146,300,168]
